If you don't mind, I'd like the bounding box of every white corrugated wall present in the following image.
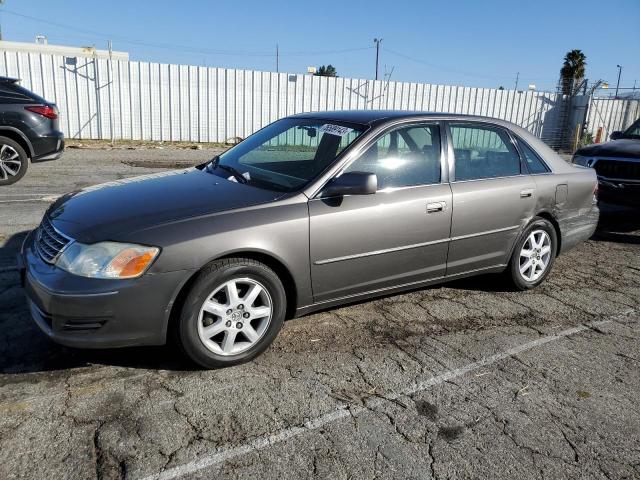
[2,50,637,147]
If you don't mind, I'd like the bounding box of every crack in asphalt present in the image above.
[136,314,635,480]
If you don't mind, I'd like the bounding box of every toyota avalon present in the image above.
[20,111,599,368]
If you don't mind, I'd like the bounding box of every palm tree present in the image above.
[314,65,337,77]
[559,50,587,95]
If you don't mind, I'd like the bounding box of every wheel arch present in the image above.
[0,127,34,158]
[506,211,562,265]
[534,210,562,255]
[165,249,299,344]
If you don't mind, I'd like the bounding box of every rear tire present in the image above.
[507,217,557,290]
[177,258,286,369]
[0,136,29,186]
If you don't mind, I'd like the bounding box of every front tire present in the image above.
[177,258,286,368]
[507,217,557,290]
[0,136,29,186]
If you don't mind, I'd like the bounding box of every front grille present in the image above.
[594,159,640,181]
[35,216,72,263]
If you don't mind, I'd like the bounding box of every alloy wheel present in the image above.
[0,144,22,180]
[197,277,273,356]
[519,229,552,282]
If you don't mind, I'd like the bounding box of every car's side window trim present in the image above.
[311,120,449,198]
[445,121,527,183]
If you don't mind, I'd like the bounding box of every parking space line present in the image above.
[140,313,634,480]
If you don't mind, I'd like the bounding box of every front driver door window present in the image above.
[343,124,441,189]
[308,123,452,302]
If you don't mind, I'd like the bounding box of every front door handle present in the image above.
[520,189,534,198]
[427,201,447,213]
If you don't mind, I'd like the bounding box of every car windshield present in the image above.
[621,118,640,139]
[203,118,366,192]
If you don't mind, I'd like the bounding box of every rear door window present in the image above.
[449,123,521,181]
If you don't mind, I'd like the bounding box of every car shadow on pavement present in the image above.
[443,273,512,293]
[0,231,198,375]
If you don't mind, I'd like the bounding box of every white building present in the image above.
[0,40,129,61]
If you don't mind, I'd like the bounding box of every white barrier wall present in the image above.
[2,50,638,147]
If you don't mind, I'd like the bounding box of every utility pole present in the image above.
[107,40,114,145]
[514,72,519,91]
[276,44,279,73]
[615,65,622,98]
[373,38,382,81]
[0,0,5,42]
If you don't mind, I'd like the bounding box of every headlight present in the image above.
[572,155,594,167]
[56,242,160,279]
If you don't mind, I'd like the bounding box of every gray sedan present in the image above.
[21,111,599,368]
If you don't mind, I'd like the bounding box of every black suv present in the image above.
[573,118,640,208]
[0,76,64,185]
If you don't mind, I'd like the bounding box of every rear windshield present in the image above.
[203,118,367,192]
[621,118,640,139]
[0,82,46,103]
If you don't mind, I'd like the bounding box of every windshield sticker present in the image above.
[319,124,354,137]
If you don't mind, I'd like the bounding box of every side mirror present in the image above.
[321,171,377,198]
[610,131,623,140]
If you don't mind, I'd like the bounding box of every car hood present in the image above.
[47,168,284,243]
[576,139,640,158]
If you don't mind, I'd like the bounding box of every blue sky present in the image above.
[2,0,639,92]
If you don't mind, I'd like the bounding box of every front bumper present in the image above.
[21,231,194,348]
[597,178,640,209]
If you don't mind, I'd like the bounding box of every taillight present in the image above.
[25,105,58,120]
[593,184,598,202]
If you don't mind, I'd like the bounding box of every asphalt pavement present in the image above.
[1,147,639,480]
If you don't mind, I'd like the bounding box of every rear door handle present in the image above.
[426,201,446,213]
[520,189,534,198]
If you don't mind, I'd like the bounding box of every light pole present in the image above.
[374,38,382,81]
[615,65,622,98]
[0,0,5,42]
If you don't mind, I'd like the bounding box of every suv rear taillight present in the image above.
[593,184,599,202]
[25,105,58,120]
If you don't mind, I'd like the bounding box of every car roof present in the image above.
[289,109,524,127]
[290,109,444,125]
[0,76,19,84]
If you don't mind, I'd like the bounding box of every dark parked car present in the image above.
[573,118,640,208]
[20,111,598,368]
[0,76,64,185]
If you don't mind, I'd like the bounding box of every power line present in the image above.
[383,46,517,81]
[2,9,372,58]
[383,46,558,89]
